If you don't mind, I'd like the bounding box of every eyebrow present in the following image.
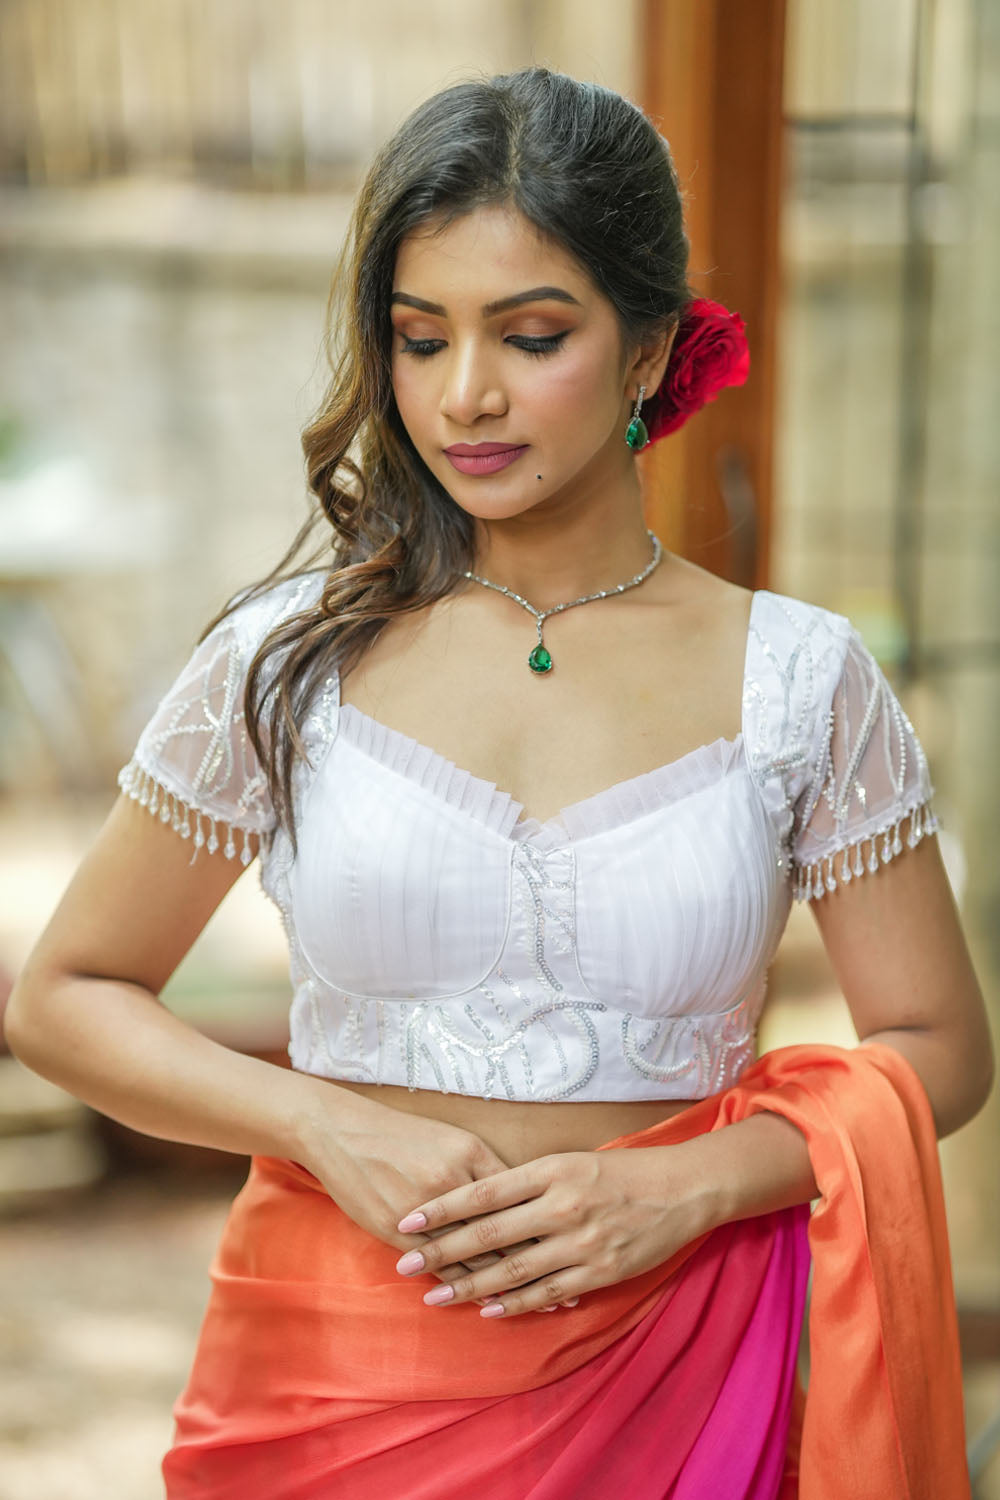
[389,285,582,318]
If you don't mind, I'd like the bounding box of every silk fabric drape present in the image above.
[163,1043,969,1498]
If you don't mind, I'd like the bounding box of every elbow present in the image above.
[866,1019,996,1139]
[2,967,61,1075]
[968,1012,996,1122]
[939,1039,995,1138]
[3,975,38,1066]
[970,1039,996,1124]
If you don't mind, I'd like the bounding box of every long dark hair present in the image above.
[203,65,696,854]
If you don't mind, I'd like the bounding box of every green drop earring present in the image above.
[624,385,649,451]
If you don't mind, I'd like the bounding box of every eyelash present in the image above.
[399,332,569,360]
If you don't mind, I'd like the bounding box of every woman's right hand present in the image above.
[299,1088,572,1310]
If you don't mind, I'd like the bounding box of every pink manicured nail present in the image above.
[395,1250,425,1275]
[397,1212,427,1232]
[563,1298,580,1307]
[480,1302,505,1318]
[423,1285,454,1306]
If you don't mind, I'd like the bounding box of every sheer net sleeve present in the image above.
[790,625,941,901]
[116,605,276,867]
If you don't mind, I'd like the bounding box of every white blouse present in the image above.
[117,569,940,1103]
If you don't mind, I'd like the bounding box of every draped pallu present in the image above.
[162,1043,970,1499]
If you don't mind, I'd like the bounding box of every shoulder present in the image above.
[743,587,856,796]
[215,568,328,654]
[749,586,852,664]
[659,560,852,670]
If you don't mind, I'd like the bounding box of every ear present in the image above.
[625,316,679,404]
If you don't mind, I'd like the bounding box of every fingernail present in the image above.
[395,1250,425,1275]
[563,1297,580,1307]
[397,1212,427,1233]
[480,1302,505,1318]
[423,1284,454,1306]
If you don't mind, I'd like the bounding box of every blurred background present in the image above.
[0,1,997,1495]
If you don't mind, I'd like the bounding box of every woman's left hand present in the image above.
[393,1144,718,1318]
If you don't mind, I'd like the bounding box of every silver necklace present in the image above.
[460,530,663,675]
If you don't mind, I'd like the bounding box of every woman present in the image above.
[4,67,993,1499]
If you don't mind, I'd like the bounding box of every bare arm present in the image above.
[4,794,519,1273]
[694,816,995,1228]
[3,792,362,1158]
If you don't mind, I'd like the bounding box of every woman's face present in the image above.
[389,202,646,525]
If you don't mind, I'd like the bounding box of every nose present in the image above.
[439,338,507,426]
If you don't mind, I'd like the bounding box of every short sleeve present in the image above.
[790,625,941,901]
[116,572,325,866]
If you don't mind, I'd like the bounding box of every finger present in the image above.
[434,1255,512,1306]
[420,1241,576,1309]
[431,1239,562,1314]
[405,1233,542,1280]
[416,1242,575,1314]
[399,1222,569,1315]
[480,1276,585,1320]
[397,1161,546,1234]
[459,1242,536,1273]
[416,1222,509,1270]
[398,1210,549,1278]
[414,1223,506,1303]
[418,1224,539,1277]
[420,1238,541,1287]
[409,1223,544,1306]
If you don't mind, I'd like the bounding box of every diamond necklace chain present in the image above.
[460,530,663,675]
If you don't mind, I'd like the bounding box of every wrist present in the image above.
[626,1140,730,1242]
[284,1071,386,1170]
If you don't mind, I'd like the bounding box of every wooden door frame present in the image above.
[638,0,787,588]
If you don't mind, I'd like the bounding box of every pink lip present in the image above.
[445,443,522,456]
[444,443,528,475]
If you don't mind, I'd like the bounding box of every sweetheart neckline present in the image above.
[336,701,746,844]
[327,591,764,845]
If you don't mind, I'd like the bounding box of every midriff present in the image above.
[326,1077,698,1169]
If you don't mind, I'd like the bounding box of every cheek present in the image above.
[391,359,433,434]
[534,350,622,437]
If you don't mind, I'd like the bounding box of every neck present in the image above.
[467,505,658,611]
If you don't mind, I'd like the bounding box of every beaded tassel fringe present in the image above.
[117,759,257,867]
[792,797,940,902]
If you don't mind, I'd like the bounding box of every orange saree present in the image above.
[163,1043,970,1498]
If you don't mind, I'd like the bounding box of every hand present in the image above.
[298,1090,571,1309]
[393,1144,716,1318]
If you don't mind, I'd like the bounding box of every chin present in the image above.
[431,469,552,515]
[446,494,551,524]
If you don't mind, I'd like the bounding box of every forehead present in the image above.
[392,202,591,299]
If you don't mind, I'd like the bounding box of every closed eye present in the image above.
[507,332,569,357]
[400,337,445,358]
[399,332,570,359]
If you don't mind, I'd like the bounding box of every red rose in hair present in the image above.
[645,297,750,444]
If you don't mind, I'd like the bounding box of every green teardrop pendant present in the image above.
[528,644,553,674]
[625,415,649,451]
